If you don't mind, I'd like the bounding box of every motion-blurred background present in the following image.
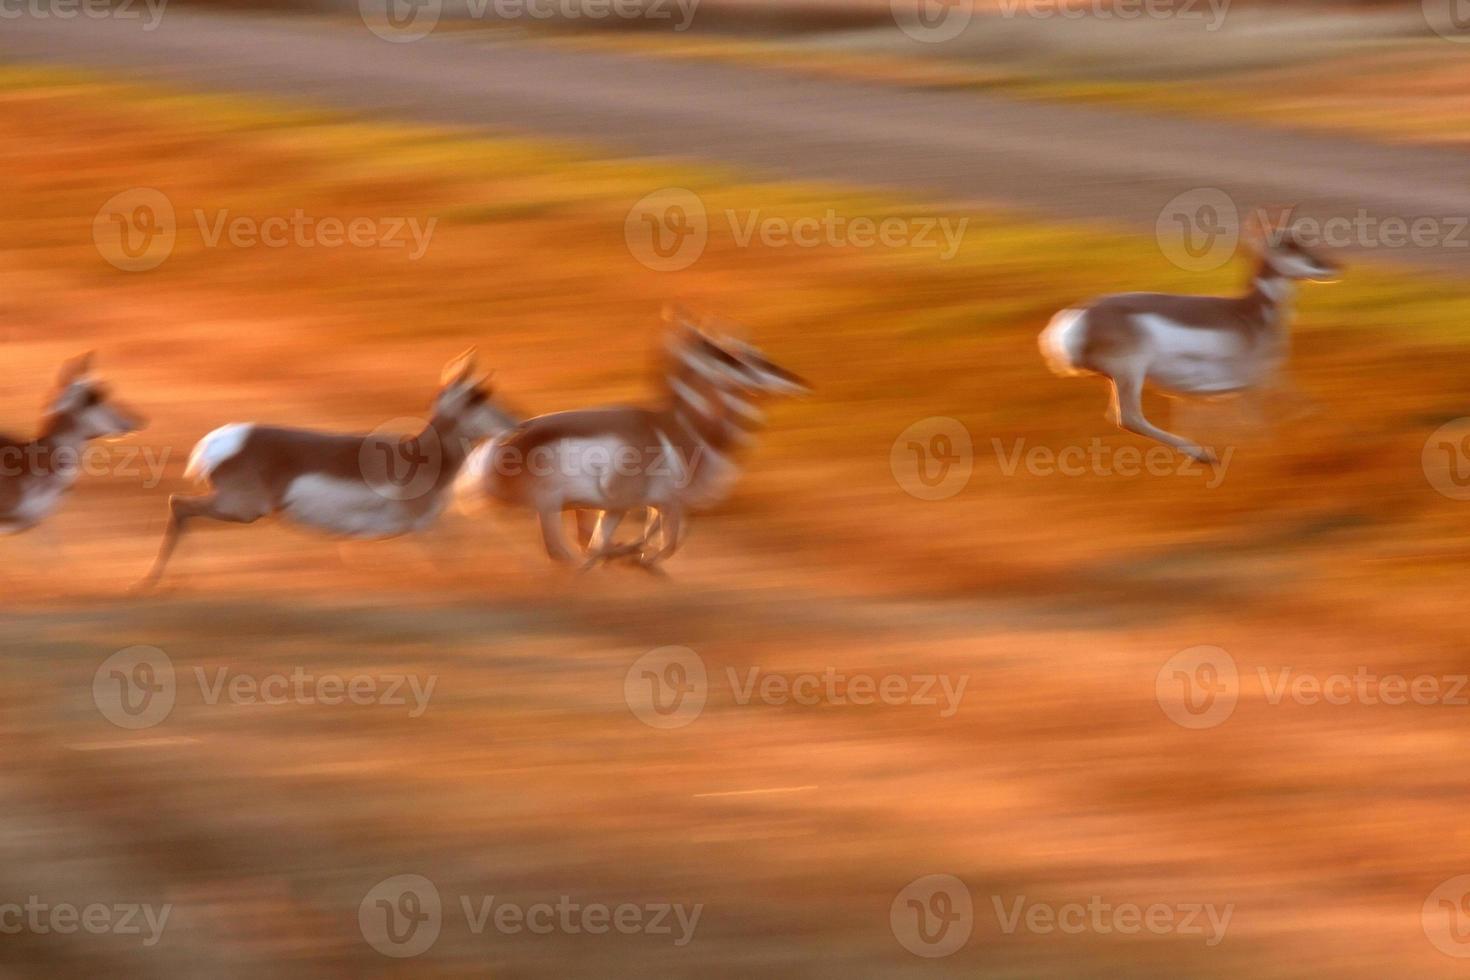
[1,0,1470,976]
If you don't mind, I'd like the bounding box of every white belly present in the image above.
[281,474,440,538]
[521,435,681,509]
[1135,314,1271,394]
[551,436,625,505]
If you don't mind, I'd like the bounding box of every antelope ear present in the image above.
[57,351,95,386]
[703,313,747,347]
[662,304,705,343]
[441,347,478,387]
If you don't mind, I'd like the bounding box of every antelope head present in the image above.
[662,306,810,397]
[434,348,518,442]
[48,352,147,441]
[1249,208,1340,283]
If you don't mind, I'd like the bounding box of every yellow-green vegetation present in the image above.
[3,66,1470,977]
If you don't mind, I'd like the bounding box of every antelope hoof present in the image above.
[1186,446,1217,466]
[634,557,670,578]
[129,576,164,596]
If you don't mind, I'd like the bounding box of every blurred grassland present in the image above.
[5,60,1470,598]
[4,64,1470,978]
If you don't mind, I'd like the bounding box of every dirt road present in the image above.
[4,17,1470,979]
[2,11,1468,274]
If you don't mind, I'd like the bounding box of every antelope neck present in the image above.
[663,375,751,457]
[423,414,475,478]
[28,412,92,476]
[1243,259,1296,323]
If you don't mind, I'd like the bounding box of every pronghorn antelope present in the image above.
[591,317,810,565]
[1039,222,1339,462]
[459,311,808,569]
[0,353,146,535]
[137,350,516,589]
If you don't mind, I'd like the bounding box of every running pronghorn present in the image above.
[136,350,516,590]
[459,310,807,569]
[1039,217,1339,462]
[0,353,146,535]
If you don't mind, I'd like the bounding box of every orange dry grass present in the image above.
[1,69,1470,976]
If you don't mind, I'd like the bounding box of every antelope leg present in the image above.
[580,510,627,571]
[640,505,685,566]
[1111,372,1216,464]
[135,492,265,591]
[575,509,599,550]
[538,508,577,564]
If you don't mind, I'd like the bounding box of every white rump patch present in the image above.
[184,423,253,483]
[1039,309,1089,377]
